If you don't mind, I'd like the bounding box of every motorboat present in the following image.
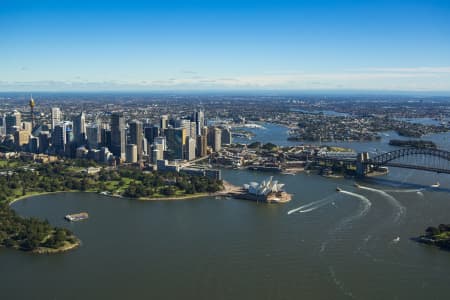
[431,182,440,188]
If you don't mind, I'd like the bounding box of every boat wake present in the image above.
[320,190,371,254]
[320,191,373,295]
[339,191,372,221]
[328,266,355,299]
[384,188,424,193]
[358,185,405,223]
[287,194,337,215]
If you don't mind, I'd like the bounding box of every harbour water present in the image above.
[2,123,450,299]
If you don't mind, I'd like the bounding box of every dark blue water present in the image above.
[2,165,450,299]
[234,122,450,154]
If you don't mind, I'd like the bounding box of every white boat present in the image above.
[431,182,440,188]
[392,236,400,243]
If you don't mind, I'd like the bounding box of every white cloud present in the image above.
[2,67,450,91]
[348,67,450,73]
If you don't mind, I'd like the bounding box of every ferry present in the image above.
[65,212,89,222]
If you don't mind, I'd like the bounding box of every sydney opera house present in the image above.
[240,177,292,203]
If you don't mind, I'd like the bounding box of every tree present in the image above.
[426,226,440,236]
[262,143,278,151]
[248,142,262,149]
[161,186,175,196]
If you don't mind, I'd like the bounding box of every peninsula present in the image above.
[0,202,80,254]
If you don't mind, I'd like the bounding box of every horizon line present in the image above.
[1,89,450,97]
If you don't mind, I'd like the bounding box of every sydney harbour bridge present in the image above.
[314,148,450,176]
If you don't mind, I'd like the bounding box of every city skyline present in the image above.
[1,0,450,92]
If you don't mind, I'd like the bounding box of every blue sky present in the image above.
[1,0,450,92]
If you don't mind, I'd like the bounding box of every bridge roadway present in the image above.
[373,162,450,174]
[313,147,450,175]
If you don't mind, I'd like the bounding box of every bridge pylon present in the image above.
[356,152,370,177]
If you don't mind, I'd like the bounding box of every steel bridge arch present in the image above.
[368,148,450,165]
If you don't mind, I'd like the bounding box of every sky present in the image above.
[1,0,450,92]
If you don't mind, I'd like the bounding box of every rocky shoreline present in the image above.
[414,224,450,251]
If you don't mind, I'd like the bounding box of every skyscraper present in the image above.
[110,112,126,160]
[190,122,197,141]
[214,127,222,152]
[99,122,111,148]
[152,136,166,163]
[164,127,186,160]
[221,127,232,145]
[14,130,29,148]
[185,137,196,161]
[144,125,159,146]
[129,120,143,161]
[196,126,208,157]
[86,123,100,149]
[0,114,4,135]
[207,126,222,152]
[126,144,138,163]
[52,122,67,153]
[193,110,205,136]
[5,110,21,135]
[73,112,86,144]
[160,115,168,130]
[38,131,50,153]
[29,136,39,153]
[51,107,61,131]
[29,95,35,129]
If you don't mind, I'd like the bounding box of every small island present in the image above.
[389,139,436,149]
[414,224,450,251]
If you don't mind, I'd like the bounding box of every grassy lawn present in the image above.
[0,160,20,168]
[100,178,142,193]
[435,232,450,240]
[66,166,85,173]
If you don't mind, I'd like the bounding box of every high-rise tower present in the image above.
[129,120,143,161]
[5,110,21,135]
[73,112,86,144]
[193,110,205,136]
[29,95,35,129]
[51,107,61,131]
[110,112,126,160]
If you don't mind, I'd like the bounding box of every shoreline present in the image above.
[138,192,214,201]
[33,239,81,254]
[8,190,81,206]
[9,190,221,205]
[8,182,240,205]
